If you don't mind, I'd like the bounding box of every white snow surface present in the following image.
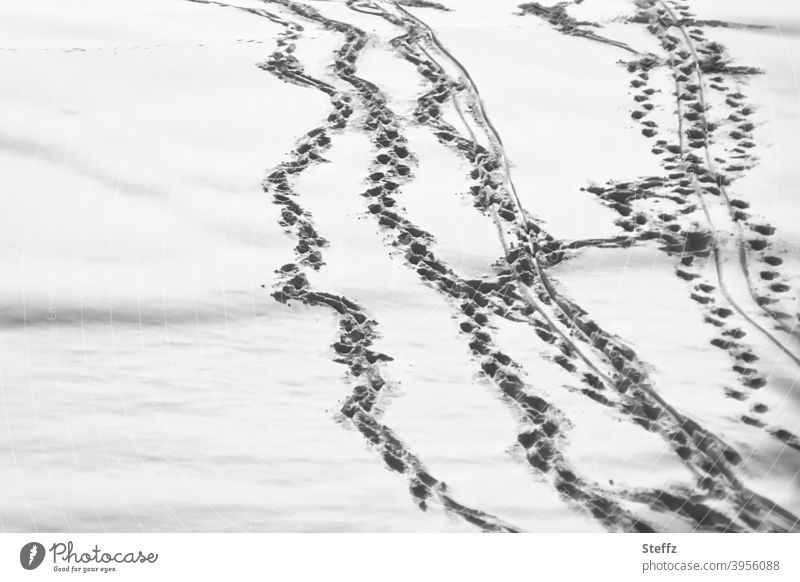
[0,0,798,532]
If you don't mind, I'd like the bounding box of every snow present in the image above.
[1,0,798,532]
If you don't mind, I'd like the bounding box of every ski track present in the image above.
[190,0,800,531]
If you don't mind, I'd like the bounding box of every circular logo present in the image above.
[20,542,46,570]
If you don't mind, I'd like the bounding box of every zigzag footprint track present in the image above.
[192,0,800,531]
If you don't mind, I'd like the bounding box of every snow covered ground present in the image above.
[1,0,798,532]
